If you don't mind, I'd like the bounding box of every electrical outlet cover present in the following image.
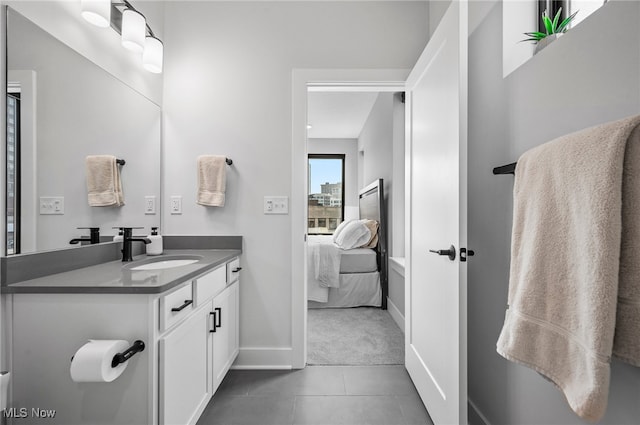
[170,196,182,214]
[145,196,156,215]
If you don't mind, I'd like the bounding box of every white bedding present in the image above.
[307,235,380,306]
[308,272,381,308]
[340,248,378,273]
[308,236,341,288]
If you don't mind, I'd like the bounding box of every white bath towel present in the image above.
[85,155,124,207]
[613,122,640,366]
[197,155,226,207]
[496,115,640,422]
[497,113,640,421]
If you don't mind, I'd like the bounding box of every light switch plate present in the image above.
[264,196,288,214]
[39,197,64,215]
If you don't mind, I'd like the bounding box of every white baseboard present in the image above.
[387,297,405,333]
[232,347,293,370]
[468,398,491,425]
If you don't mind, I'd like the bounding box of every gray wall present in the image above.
[359,93,395,252]
[391,93,405,258]
[389,92,405,320]
[162,1,429,366]
[467,1,640,424]
[358,92,405,315]
[427,0,451,38]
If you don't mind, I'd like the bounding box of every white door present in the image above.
[405,2,468,424]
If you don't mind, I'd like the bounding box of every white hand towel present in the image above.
[496,114,640,422]
[197,155,226,207]
[85,155,124,207]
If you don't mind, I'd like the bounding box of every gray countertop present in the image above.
[4,249,241,294]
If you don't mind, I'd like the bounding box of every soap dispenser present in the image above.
[113,228,124,243]
[147,227,163,256]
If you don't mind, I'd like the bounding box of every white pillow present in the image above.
[332,220,353,244]
[334,220,371,250]
[359,219,379,248]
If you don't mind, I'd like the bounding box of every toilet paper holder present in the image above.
[111,340,145,368]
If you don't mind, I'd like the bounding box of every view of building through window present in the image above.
[6,92,19,255]
[308,155,344,235]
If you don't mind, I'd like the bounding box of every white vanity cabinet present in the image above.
[159,306,211,425]
[9,255,240,425]
[211,281,239,392]
[158,262,240,425]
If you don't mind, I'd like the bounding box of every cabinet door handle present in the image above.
[210,311,217,333]
[232,267,242,273]
[215,307,222,328]
[171,299,193,312]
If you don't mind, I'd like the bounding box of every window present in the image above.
[504,0,607,76]
[538,0,606,32]
[308,154,345,235]
[6,92,20,255]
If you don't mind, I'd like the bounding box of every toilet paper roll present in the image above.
[70,340,130,383]
[0,371,10,411]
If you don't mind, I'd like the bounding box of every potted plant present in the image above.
[523,7,578,54]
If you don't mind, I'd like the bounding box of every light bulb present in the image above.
[121,8,145,53]
[143,36,163,73]
[81,0,111,28]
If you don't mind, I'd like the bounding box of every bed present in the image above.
[307,179,388,309]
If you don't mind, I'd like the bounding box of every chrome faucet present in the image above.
[69,227,100,245]
[121,227,151,262]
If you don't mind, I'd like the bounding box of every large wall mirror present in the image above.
[5,8,161,255]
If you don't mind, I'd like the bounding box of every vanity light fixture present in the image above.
[81,0,111,28]
[121,7,145,52]
[79,0,163,73]
[142,36,163,73]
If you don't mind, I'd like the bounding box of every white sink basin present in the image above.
[127,255,203,271]
[131,259,199,271]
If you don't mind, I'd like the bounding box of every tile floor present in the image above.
[196,365,434,425]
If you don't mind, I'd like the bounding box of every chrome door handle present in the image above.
[429,245,456,261]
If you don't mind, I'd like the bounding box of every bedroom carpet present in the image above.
[307,307,404,365]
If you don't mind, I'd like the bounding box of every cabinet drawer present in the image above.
[160,283,194,332]
[226,258,241,284]
[195,266,226,306]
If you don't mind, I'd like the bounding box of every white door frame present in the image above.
[291,69,408,369]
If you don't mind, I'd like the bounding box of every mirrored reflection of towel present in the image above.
[197,155,226,207]
[85,155,124,207]
[496,115,640,422]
